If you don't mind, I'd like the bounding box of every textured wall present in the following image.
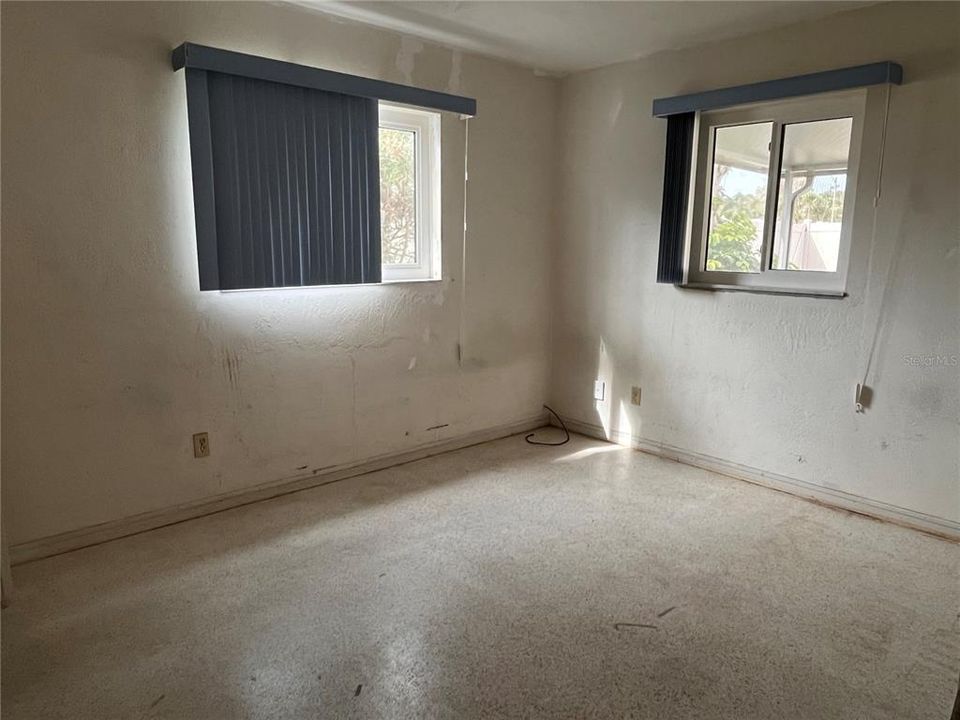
[552,2,959,523]
[1,2,558,544]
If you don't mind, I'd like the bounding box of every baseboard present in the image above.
[11,414,548,565]
[559,416,960,541]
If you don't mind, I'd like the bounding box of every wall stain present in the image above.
[447,50,463,94]
[396,37,423,85]
[221,346,242,391]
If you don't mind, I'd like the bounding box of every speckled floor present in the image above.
[2,432,958,719]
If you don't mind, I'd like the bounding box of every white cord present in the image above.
[874,83,891,206]
[457,116,470,367]
[857,83,893,409]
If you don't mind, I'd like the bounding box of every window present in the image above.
[685,91,865,295]
[173,43,473,291]
[378,104,441,282]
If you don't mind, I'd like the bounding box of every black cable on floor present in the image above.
[525,405,570,446]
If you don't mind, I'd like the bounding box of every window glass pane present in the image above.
[705,122,772,273]
[379,127,417,265]
[771,117,852,272]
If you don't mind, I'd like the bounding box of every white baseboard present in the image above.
[559,416,959,541]
[14,411,954,565]
[11,414,547,565]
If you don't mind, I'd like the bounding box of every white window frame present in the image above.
[683,89,866,296]
[378,103,441,283]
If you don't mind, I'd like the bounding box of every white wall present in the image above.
[552,2,959,525]
[1,2,558,544]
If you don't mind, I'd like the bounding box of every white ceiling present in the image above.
[296,1,871,74]
[716,118,853,172]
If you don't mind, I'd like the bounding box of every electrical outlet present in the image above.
[193,432,210,458]
[594,380,605,401]
[631,386,642,405]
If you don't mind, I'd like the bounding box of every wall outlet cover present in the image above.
[193,432,210,458]
[594,380,605,401]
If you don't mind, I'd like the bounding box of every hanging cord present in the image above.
[457,116,470,367]
[856,84,894,412]
[525,405,571,446]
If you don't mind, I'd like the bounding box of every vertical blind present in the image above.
[203,70,381,289]
[656,112,695,285]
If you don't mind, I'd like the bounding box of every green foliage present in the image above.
[705,175,845,272]
[795,186,845,223]
[379,128,416,265]
[706,194,761,272]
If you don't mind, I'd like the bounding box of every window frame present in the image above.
[378,103,442,283]
[683,89,866,296]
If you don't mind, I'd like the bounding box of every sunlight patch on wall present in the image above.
[616,400,633,446]
[594,338,614,439]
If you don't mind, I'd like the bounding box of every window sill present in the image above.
[679,282,846,298]
[381,277,443,286]
[216,278,443,293]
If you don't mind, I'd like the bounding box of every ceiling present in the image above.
[296,1,871,74]
[716,117,853,173]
